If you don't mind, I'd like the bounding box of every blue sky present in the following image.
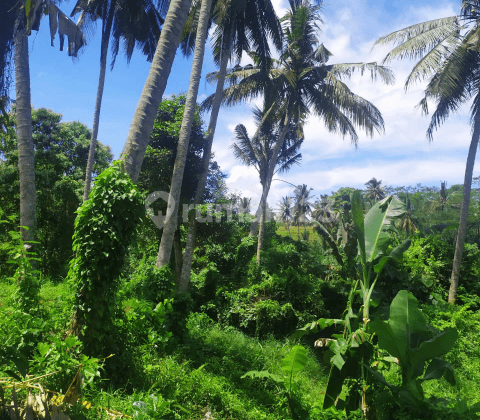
[18,0,476,210]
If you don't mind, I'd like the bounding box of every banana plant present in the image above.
[352,191,410,330]
[296,192,409,415]
[369,290,457,399]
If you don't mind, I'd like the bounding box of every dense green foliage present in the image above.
[2,179,480,418]
[6,0,480,417]
[138,94,227,202]
[3,34,480,420]
[0,107,113,278]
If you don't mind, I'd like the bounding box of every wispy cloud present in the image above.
[208,0,473,209]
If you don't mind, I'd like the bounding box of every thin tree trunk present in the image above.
[256,184,267,264]
[121,0,193,183]
[83,8,114,201]
[178,49,230,291]
[14,24,36,243]
[448,115,480,304]
[156,0,212,268]
[173,228,183,286]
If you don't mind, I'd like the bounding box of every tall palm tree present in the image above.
[398,193,418,237]
[72,0,165,201]
[207,0,394,241]
[231,106,303,263]
[312,195,337,231]
[179,0,282,290]
[293,184,314,237]
[374,1,480,303]
[277,196,293,235]
[364,177,385,203]
[156,0,213,269]
[12,1,86,242]
[14,14,35,243]
[121,0,194,182]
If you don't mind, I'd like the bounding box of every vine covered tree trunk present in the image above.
[121,0,193,182]
[14,24,36,242]
[178,49,229,291]
[156,0,212,268]
[448,115,480,303]
[83,7,115,201]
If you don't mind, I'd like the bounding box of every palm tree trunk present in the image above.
[448,115,480,304]
[256,183,268,264]
[173,228,183,286]
[156,0,212,268]
[83,9,115,201]
[178,49,229,291]
[121,0,193,183]
[14,24,36,242]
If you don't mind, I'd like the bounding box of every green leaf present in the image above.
[281,345,307,375]
[374,239,411,274]
[331,353,345,370]
[364,196,406,263]
[372,291,428,372]
[421,358,456,385]
[389,290,428,341]
[65,336,81,348]
[323,366,344,409]
[351,190,366,266]
[370,318,407,366]
[241,370,283,383]
[37,342,50,358]
[410,329,458,368]
[5,346,28,377]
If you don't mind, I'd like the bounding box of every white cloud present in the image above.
[206,0,476,212]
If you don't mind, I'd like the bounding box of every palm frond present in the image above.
[313,43,332,64]
[374,16,458,49]
[423,35,480,138]
[376,17,459,64]
[327,62,395,85]
[404,32,461,90]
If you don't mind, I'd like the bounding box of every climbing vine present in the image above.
[68,161,144,356]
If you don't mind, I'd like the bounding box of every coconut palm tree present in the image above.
[374,1,480,303]
[121,0,194,182]
[72,0,166,201]
[179,0,282,290]
[364,177,385,203]
[156,0,213,269]
[277,196,293,235]
[12,1,85,242]
[231,106,303,263]
[398,193,418,237]
[207,0,393,240]
[312,195,337,231]
[293,184,314,238]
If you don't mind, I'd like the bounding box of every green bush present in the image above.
[129,258,175,303]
